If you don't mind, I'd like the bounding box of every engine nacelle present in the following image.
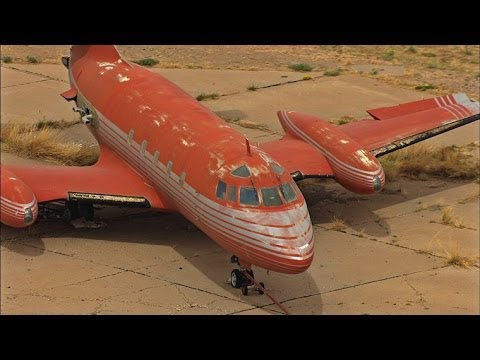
[278,111,385,194]
[0,168,38,228]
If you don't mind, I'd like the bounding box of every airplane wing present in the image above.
[3,145,173,210]
[259,135,334,180]
[259,93,479,179]
[340,93,479,157]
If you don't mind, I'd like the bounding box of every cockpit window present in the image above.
[227,185,237,202]
[261,187,283,207]
[232,165,251,178]
[290,180,301,195]
[270,162,284,175]
[240,187,260,206]
[280,183,297,203]
[216,180,227,200]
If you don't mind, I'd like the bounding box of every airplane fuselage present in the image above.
[68,46,314,273]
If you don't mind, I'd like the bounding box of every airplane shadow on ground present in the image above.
[1,210,322,314]
[0,178,472,314]
[298,178,472,236]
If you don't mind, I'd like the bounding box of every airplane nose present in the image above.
[273,207,315,274]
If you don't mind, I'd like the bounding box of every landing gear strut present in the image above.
[62,201,94,222]
[229,255,265,296]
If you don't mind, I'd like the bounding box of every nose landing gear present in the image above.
[229,255,265,296]
[228,255,291,315]
[230,268,265,296]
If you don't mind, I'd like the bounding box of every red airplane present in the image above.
[1,46,479,297]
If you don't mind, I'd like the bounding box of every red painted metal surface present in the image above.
[1,168,38,228]
[342,93,479,153]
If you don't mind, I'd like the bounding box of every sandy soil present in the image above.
[2,45,479,100]
[0,47,479,315]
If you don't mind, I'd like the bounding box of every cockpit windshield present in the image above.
[280,182,296,203]
[270,162,284,175]
[261,187,283,207]
[216,178,298,207]
[240,187,260,206]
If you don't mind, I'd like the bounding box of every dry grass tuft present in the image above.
[440,207,466,229]
[1,121,99,166]
[428,234,477,268]
[196,93,219,101]
[327,216,347,231]
[329,115,356,125]
[444,241,476,268]
[380,144,480,182]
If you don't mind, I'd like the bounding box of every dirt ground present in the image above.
[1,46,479,315]
[2,45,479,100]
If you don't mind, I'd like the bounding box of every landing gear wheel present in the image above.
[62,202,79,222]
[258,282,265,295]
[241,285,249,296]
[230,269,242,289]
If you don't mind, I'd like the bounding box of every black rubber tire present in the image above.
[241,285,249,296]
[62,202,79,222]
[258,282,265,295]
[230,269,242,289]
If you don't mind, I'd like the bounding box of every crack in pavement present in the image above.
[1,79,50,88]
[314,222,448,262]
[404,279,428,307]
[3,65,68,83]
[212,75,324,99]
[48,270,126,290]
[10,240,260,311]
[228,264,450,314]
[5,233,452,315]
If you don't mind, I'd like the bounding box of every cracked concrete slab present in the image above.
[98,282,255,315]
[1,242,118,299]
[1,80,78,124]
[1,66,47,87]
[1,293,102,314]
[13,217,206,271]
[39,270,169,303]
[267,267,479,314]
[2,64,70,83]
[153,68,322,97]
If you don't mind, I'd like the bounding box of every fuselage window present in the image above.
[232,165,251,178]
[227,185,237,202]
[216,180,227,200]
[271,162,284,175]
[280,183,297,203]
[261,187,283,207]
[127,129,134,144]
[140,140,147,155]
[153,150,159,164]
[240,187,260,206]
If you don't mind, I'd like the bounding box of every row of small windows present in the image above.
[127,129,186,185]
[231,163,284,178]
[216,180,298,207]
